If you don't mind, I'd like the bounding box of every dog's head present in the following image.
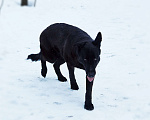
[77,32,102,82]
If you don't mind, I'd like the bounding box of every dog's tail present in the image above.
[27,52,41,61]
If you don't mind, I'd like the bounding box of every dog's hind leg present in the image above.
[41,60,47,78]
[67,63,79,90]
[53,58,67,82]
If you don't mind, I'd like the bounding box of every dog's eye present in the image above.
[94,58,97,61]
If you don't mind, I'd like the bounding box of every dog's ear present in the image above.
[92,32,102,48]
[73,42,86,55]
[74,42,86,50]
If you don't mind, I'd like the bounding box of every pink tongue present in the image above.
[87,76,94,82]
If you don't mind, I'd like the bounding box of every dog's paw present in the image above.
[41,69,47,78]
[84,102,94,111]
[71,84,79,90]
[58,76,67,82]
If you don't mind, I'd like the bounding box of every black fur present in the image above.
[27,23,102,110]
[27,53,41,61]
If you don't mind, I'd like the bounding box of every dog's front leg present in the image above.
[84,77,94,110]
[67,63,79,90]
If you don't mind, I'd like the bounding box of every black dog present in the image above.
[27,23,102,110]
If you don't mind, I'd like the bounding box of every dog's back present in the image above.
[40,23,93,63]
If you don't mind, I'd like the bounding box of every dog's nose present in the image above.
[87,71,95,77]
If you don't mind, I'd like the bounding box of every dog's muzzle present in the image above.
[86,71,95,82]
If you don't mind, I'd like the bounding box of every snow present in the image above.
[0,0,150,120]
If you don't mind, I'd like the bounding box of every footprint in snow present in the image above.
[53,102,62,105]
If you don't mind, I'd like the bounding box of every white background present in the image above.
[0,0,150,120]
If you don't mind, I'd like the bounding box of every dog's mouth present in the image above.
[87,76,95,82]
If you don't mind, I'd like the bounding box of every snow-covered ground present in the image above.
[0,0,150,120]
